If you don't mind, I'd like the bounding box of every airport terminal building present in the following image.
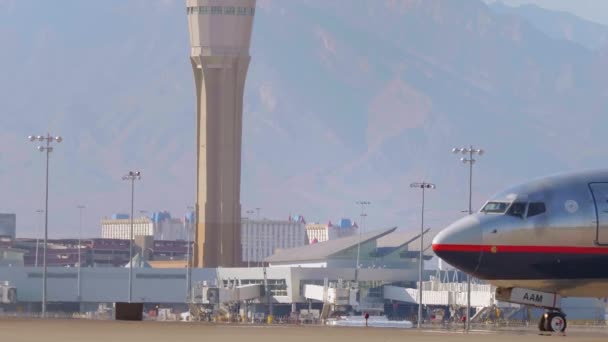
[0,227,603,322]
[0,227,431,315]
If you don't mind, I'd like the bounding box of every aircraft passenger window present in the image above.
[507,202,526,218]
[481,202,508,213]
[527,202,546,217]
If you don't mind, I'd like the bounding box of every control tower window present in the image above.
[527,202,546,217]
[224,6,236,15]
[237,7,248,15]
[250,8,256,16]
[199,6,208,14]
[481,202,508,213]
[211,6,222,15]
[507,202,526,218]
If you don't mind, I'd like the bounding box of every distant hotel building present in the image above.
[241,216,307,265]
[305,218,358,244]
[101,211,194,241]
[0,213,16,240]
[101,216,153,240]
[11,237,189,268]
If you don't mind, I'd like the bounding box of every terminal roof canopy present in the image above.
[374,227,433,257]
[265,226,438,266]
[376,228,431,248]
[265,227,397,264]
[124,253,151,268]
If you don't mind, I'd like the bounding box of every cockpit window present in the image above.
[527,202,546,217]
[481,202,509,213]
[507,202,527,218]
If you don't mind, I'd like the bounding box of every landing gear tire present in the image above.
[542,312,567,333]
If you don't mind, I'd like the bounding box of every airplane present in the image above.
[432,169,608,333]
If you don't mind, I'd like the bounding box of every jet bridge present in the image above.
[0,281,16,304]
[303,279,358,306]
[198,282,264,305]
[383,277,494,307]
[303,279,358,320]
[189,280,265,321]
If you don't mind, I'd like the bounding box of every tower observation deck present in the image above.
[186,0,256,267]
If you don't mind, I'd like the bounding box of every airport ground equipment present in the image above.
[189,280,264,321]
[0,281,16,304]
[495,287,566,332]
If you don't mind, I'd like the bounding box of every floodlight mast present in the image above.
[27,134,62,318]
[354,201,371,283]
[410,182,435,328]
[451,145,484,331]
[122,171,141,303]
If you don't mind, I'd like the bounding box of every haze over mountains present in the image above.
[1,0,608,237]
[489,1,608,50]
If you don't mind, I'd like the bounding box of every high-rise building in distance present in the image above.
[305,218,358,244]
[101,211,192,241]
[0,213,16,240]
[186,0,256,267]
[241,217,307,266]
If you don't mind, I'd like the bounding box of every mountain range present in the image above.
[1,0,608,237]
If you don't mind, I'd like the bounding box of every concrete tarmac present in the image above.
[1,319,607,342]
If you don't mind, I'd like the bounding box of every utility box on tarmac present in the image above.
[114,302,144,321]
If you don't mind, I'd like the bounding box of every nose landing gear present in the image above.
[538,311,567,333]
[495,287,566,333]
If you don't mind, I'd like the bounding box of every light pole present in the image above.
[76,205,85,306]
[354,201,370,283]
[253,208,261,266]
[122,171,141,303]
[28,134,62,318]
[255,207,261,220]
[35,209,44,268]
[245,209,255,268]
[452,145,484,331]
[186,205,194,303]
[263,263,271,321]
[410,182,435,328]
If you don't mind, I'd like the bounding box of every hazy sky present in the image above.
[2,0,608,240]
[488,0,608,25]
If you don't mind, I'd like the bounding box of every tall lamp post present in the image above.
[354,201,370,283]
[28,134,62,318]
[35,209,44,268]
[410,182,435,328]
[452,145,484,331]
[186,205,194,302]
[245,209,255,268]
[122,171,141,303]
[76,205,85,306]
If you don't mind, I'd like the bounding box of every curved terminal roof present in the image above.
[265,227,397,264]
[374,227,432,257]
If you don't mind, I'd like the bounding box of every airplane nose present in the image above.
[432,215,483,275]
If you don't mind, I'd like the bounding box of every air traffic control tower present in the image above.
[186,0,256,267]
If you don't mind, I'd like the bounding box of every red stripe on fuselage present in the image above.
[432,244,608,254]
